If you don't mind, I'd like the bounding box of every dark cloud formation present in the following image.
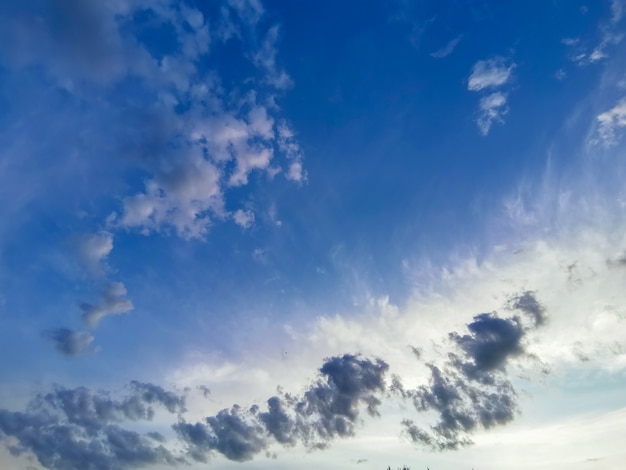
[509,291,546,326]
[0,382,185,470]
[45,328,95,357]
[175,354,389,462]
[400,295,546,451]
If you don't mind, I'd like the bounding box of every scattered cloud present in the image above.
[467,58,515,135]
[175,354,389,462]
[0,382,185,470]
[45,328,95,357]
[81,282,134,328]
[467,58,514,92]
[430,36,463,58]
[595,98,626,146]
[233,209,256,229]
[476,92,509,136]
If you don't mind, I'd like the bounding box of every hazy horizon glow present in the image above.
[0,1,625,469]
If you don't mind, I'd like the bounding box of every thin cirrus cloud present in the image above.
[467,57,515,135]
[430,35,463,58]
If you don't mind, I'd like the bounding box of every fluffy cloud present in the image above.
[233,209,255,229]
[467,58,514,92]
[175,354,389,462]
[45,328,95,357]
[0,382,185,470]
[81,282,134,328]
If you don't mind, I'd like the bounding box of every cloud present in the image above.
[277,121,306,182]
[174,354,389,462]
[81,282,134,328]
[595,98,626,146]
[0,382,185,470]
[476,92,509,135]
[76,231,113,277]
[253,26,294,90]
[467,58,515,135]
[509,291,546,326]
[399,304,542,451]
[45,328,95,357]
[233,209,255,229]
[467,58,514,92]
[430,36,463,58]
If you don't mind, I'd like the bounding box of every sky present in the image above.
[0,0,626,469]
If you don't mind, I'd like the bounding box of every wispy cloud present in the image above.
[467,58,514,92]
[476,92,509,136]
[595,98,626,146]
[430,35,463,58]
[467,57,515,135]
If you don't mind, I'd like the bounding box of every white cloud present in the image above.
[430,35,463,58]
[81,281,134,328]
[233,209,255,229]
[468,57,514,91]
[120,154,223,239]
[595,98,626,146]
[77,231,113,276]
[476,92,509,135]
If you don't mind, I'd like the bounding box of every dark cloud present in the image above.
[402,304,545,451]
[509,291,546,325]
[45,328,94,357]
[0,383,185,470]
[449,313,524,382]
[175,354,389,462]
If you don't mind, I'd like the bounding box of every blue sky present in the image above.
[1,0,626,469]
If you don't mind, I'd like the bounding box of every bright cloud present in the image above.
[467,58,514,91]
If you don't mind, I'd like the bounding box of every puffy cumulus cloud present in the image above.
[476,92,509,136]
[396,298,545,451]
[81,282,134,328]
[120,154,223,239]
[174,354,389,462]
[1,0,304,241]
[595,98,626,146]
[233,209,255,229]
[0,382,185,470]
[45,328,95,357]
[467,58,514,92]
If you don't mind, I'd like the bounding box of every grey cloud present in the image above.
[81,282,133,328]
[449,313,524,382]
[45,328,95,357]
[402,303,545,451]
[175,354,389,462]
[509,291,546,326]
[0,383,186,470]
